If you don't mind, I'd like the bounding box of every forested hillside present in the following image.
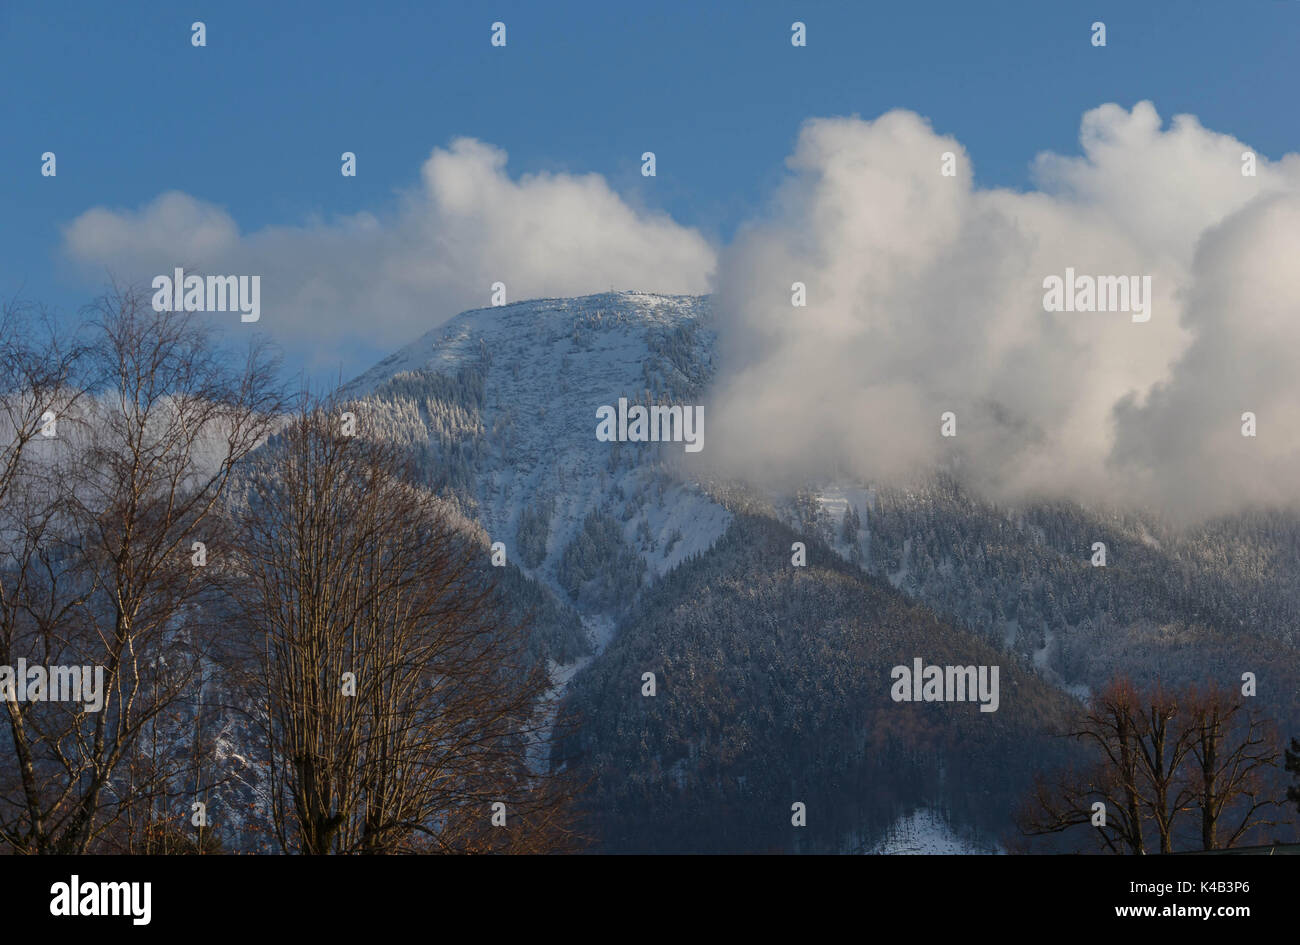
[556,514,1078,852]
[781,477,1300,734]
[339,292,1300,853]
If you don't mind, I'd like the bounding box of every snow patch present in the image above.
[866,809,1001,855]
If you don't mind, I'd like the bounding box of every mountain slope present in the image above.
[344,292,731,646]
[554,514,1077,853]
[339,291,1300,851]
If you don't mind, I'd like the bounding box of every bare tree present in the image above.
[230,397,580,854]
[0,285,282,853]
[1018,678,1281,853]
[1186,685,1280,850]
[1019,680,1149,854]
[1133,684,1197,854]
[0,299,91,852]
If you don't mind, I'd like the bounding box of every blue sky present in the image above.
[2,0,1297,380]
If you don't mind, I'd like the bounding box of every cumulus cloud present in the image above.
[707,102,1300,519]
[62,138,716,366]
[61,107,1300,519]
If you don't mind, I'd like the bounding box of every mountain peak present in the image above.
[344,291,708,396]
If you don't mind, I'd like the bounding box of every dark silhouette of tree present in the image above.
[229,396,582,853]
[1019,678,1283,853]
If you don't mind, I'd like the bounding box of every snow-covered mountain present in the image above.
[330,291,1300,853]
[343,292,731,657]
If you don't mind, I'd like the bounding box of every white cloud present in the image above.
[61,107,1300,518]
[707,103,1300,519]
[62,138,716,365]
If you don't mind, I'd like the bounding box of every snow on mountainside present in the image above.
[343,292,731,658]
[865,809,1001,855]
[304,290,1297,852]
[24,292,1290,853]
[342,292,1300,695]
